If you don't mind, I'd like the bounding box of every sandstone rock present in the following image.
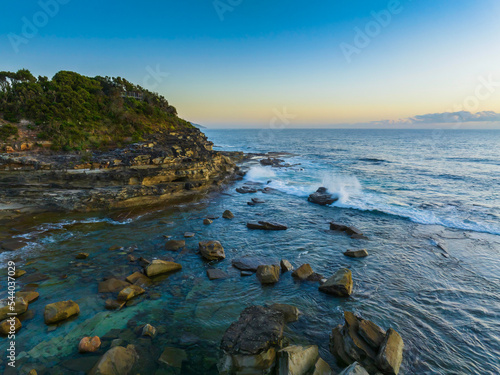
[330,222,365,238]
[203,218,213,225]
[312,357,333,375]
[219,306,285,375]
[159,347,187,369]
[79,336,101,353]
[359,319,386,348]
[376,328,404,375]
[125,272,151,287]
[44,300,80,324]
[207,268,229,280]
[105,299,126,310]
[280,259,294,272]
[319,269,353,297]
[0,297,28,320]
[344,249,368,258]
[165,240,185,251]
[0,317,21,335]
[117,285,145,301]
[247,221,288,230]
[76,252,89,259]
[222,210,234,219]
[27,370,37,375]
[17,291,39,303]
[277,345,319,375]
[98,278,130,293]
[308,187,339,206]
[292,264,314,280]
[339,362,370,375]
[141,323,157,338]
[256,265,280,284]
[145,259,182,277]
[89,345,138,375]
[199,240,225,261]
[14,269,26,278]
[270,304,300,323]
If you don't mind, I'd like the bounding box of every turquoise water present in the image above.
[1,129,499,374]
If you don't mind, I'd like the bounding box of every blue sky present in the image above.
[1,0,500,128]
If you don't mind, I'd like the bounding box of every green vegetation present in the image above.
[0,69,193,150]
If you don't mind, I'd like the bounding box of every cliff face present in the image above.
[0,128,243,212]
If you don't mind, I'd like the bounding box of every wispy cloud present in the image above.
[368,111,500,126]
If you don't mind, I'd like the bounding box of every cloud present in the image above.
[369,111,500,126]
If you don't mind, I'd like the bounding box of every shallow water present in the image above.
[1,129,499,374]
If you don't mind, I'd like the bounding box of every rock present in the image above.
[330,222,365,238]
[260,157,285,167]
[232,257,267,272]
[280,259,294,272]
[247,221,288,230]
[236,186,258,194]
[117,285,145,301]
[207,215,219,220]
[222,210,234,219]
[207,268,229,280]
[76,252,89,259]
[319,269,353,297]
[277,345,319,375]
[141,324,157,338]
[165,240,186,251]
[98,278,130,293]
[203,218,213,225]
[311,357,333,375]
[89,345,138,375]
[137,257,151,268]
[307,272,325,282]
[251,198,265,204]
[270,304,300,323]
[256,265,280,284]
[44,300,80,324]
[0,297,28,320]
[241,271,253,277]
[28,370,38,375]
[339,362,370,375]
[0,239,27,251]
[359,319,386,348]
[0,317,21,335]
[127,254,137,262]
[17,291,40,303]
[199,240,225,261]
[125,272,151,287]
[344,249,368,258]
[184,232,195,238]
[79,336,102,353]
[376,329,404,375]
[159,347,187,369]
[108,245,123,251]
[145,259,182,277]
[14,269,26,278]
[219,306,285,375]
[105,299,125,310]
[308,187,339,206]
[292,264,314,280]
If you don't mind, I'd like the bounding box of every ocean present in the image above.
[2,129,499,374]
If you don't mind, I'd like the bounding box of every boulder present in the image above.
[330,222,365,238]
[292,264,314,280]
[89,345,138,375]
[256,265,280,284]
[376,328,404,375]
[125,272,151,287]
[141,324,157,338]
[0,297,28,320]
[199,240,225,261]
[159,347,187,369]
[236,186,258,194]
[280,259,294,272]
[319,269,353,297]
[359,319,386,348]
[218,305,285,375]
[44,300,80,324]
[17,291,39,303]
[203,218,213,225]
[344,249,368,258]
[339,362,369,375]
[247,221,288,230]
[277,345,319,375]
[145,259,182,277]
[117,285,145,301]
[252,198,266,204]
[79,336,102,353]
[207,268,229,280]
[98,278,130,293]
[270,304,300,323]
[222,210,234,219]
[76,252,89,259]
[308,187,339,206]
[311,357,333,375]
[165,240,185,251]
[0,317,21,335]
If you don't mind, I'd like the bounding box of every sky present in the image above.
[1,0,500,128]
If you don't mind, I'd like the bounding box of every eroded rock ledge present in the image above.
[0,128,243,213]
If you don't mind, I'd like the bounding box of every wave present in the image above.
[245,166,276,181]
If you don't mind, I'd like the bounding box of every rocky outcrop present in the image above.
[319,269,353,297]
[308,187,339,206]
[0,128,242,213]
[330,312,404,375]
[44,300,80,324]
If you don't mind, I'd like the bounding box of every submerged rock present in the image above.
[165,240,186,251]
[98,278,130,293]
[247,221,288,230]
[292,264,314,280]
[199,240,225,260]
[207,268,229,280]
[17,291,39,303]
[222,210,234,219]
[117,285,145,302]
[125,272,151,287]
[330,222,366,239]
[0,297,28,320]
[277,345,319,375]
[219,305,285,375]
[319,269,353,297]
[256,265,280,284]
[141,324,157,338]
[159,347,188,369]
[76,252,89,259]
[145,259,182,277]
[308,187,339,206]
[0,317,21,335]
[44,300,80,324]
[78,336,101,353]
[90,345,138,375]
[232,257,271,272]
[344,249,369,258]
[0,239,27,251]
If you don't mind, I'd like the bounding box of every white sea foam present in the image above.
[245,166,276,181]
